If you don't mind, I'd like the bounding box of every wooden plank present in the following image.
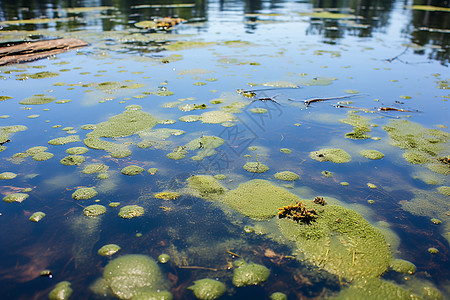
[0,38,88,66]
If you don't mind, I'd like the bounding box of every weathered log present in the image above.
[0,38,88,66]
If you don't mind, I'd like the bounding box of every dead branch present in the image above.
[0,38,88,66]
[178,265,218,271]
[289,94,359,107]
[378,107,419,112]
[385,46,409,63]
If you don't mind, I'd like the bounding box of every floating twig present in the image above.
[385,46,409,63]
[378,107,419,112]
[250,96,281,105]
[289,94,359,107]
[178,265,218,271]
[227,250,240,258]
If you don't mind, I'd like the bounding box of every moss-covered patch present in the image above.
[179,115,201,122]
[274,171,299,181]
[32,152,54,161]
[437,186,450,196]
[19,95,56,105]
[29,212,46,222]
[0,125,28,144]
[158,254,170,264]
[60,155,85,166]
[360,150,385,160]
[98,244,121,256]
[188,278,226,300]
[383,120,449,174]
[243,162,269,173]
[0,96,13,101]
[389,258,416,274]
[118,205,144,219]
[72,187,98,200]
[310,148,351,163]
[49,281,72,300]
[221,179,300,220]
[66,147,89,155]
[187,175,228,199]
[121,165,145,176]
[83,205,107,217]
[280,148,291,154]
[184,135,225,160]
[3,193,29,203]
[278,201,391,280]
[49,135,81,145]
[82,164,109,174]
[232,261,270,287]
[29,71,59,79]
[339,111,372,140]
[200,111,235,124]
[154,192,180,200]
[0,172,17,180]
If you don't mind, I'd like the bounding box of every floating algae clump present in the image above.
[243,162,269,173]
[310,148,351,163]
[167,147,188,160]
[60,155,85,166]
[29,71,59,79]
[383,119,449,173]
[390,259,416,274]
[32,152,54,161]
[121,165,145,176]
[19,95,56,105]
[188,278,226,300]
[100,254,166,299]
[72,187,97,200]
[66,147,89,155]
[83,205,107,217]
[437,186,450,196]
[83,106,158,155]
[339,111,372,139]
[360,150,385,160]
[82,163,109,174]
[185,135,225,160]
[270,292,287,300]
[0,125,27,144]
[3,193,29,203]
[0,172,17,180]
[158,254,170,264]
[29,212,46,222]
[98,244,121,256]
[26,146,47,155]
[49,281,72,300]
[278,201,391,280]
[200,111,235,124]
[221,179,300,220]
[187,175,228,199]
[274,171,299,181]
[49,135,81,145]
[232,261,270,287]
[155,192,180,200]
[118,205,144,219]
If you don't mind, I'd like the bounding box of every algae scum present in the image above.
[0,0,449,299]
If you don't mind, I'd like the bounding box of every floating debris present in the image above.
[29,212,46,222]
[278,201,317,224]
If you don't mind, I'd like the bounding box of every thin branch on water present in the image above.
[385,46,409,63]
[289,94,360,107]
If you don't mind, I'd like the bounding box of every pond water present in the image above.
[0,0,449,299]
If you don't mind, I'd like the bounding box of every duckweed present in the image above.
[360,150,385,160]
[0,172,17,180]
[428,247,439,254]
[188,278,226,300]
[0,125,28,144]
[274,171,299,181]
[243,162,269,173]
[3,193,29,203]
[310,148,351,163]
[118,205,144,219]
[49,281,72,300]
[29,212,46,222]
[179,115,201,122]
[83,205,107,217]
[321,170,333,177]
[98,244,121,256]
[121,165,145,176]
[232,262,270,287]
[72,187,98,200]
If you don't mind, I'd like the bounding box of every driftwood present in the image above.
[0,38,88,66]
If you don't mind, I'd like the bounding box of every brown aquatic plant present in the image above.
[313,196,327,206]
[278,201,317,224]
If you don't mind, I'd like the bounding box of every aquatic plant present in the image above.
[158,254,170,264]
[188,278,226,300]
[270,292,287,300]
[29,212,46,222]
[118,205,144,219]
[339,112,372,139]
[3,193,29,203]
[19,95,56,105]
[48,135,81,145]
[278,201,317,224]
[243,162,269,173]
[187,175,228,199]
[309,148,351,163]
[83,204,106,217]
[48,281,72,300]
[98,244,121,256]
[360,150,385,160]
[121,165,145,176]
[72,187,97,200]
[274,171,299,181]
[313,196,327,206]
[389,259,416,274]
[200,110,235,124]
[232,261,270,287]
[0,172,17,180]
[155,192,180,200]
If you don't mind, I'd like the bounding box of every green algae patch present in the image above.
[214,174,227,180]
[185,135,225,160]
[83,204,107,217]
[167,147,188,160]
[383,120,449,173]
[158,254,170,264]
[83,164,109,174]
[322,170,333,178]
[389,259,416,274]
[339,112,372,139]
[270,292,287,300]
[111,150,132,158]
[298,76,336,86]
[179,115,201,122]
[19,95,56,105]
[274,171,299,181]
[66,147,88,155]
[0,172,17,180]
[32,152,54,161]
[250,108,268,114]
[3,193,29,203]
[262,81,298,88]
[360,150,385,160]
[60,155,85,166]
[30,71,59,79]
[200,111,235,124]
[280,148,291,154]
[49,135,81,145]
[188,278,226,300]
[148,168,158,175]
[72,187,97,200]
[222,179,300,220]
[26,146,47,155]
[310,148,351,163]
[437,186,450,196]
[278,201,391,281]
[29,212,46,222]
[187,175,228,199]
[165,41,216,51]
[49,281,72,300]
[232,262,270,287]
[98,244,121,256]
[118,205,144,219]
[0,96,13,101]
[83,106,158,155]
[1,125,28,145]
[121,165,145,176]
[243,162,269,173]
[300,11,356,19]
[101,254,165,299]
